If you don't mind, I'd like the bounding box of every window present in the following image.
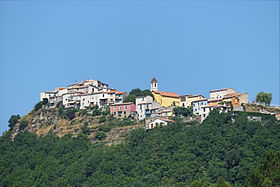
[119,106,122,110]
[114,106,116,110]
[125,106,127,110]
[142,97,144,101]
[203,108,205,112]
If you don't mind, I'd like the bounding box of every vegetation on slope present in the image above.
[7,102,142,144]
[1,110,279,186]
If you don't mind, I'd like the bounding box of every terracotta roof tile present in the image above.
[159,118,175,123]
[153,91,179,98]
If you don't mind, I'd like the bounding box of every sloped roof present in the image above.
[110,102,134,106]
[151,77,158,83]
[210,88,233,93]
[159,118,175,123]
[153,90,179,98]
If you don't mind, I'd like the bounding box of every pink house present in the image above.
[110,102,136,118]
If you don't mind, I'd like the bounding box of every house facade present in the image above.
[152,91,180,107]
[192,98,208,115]
[180,94,205,107]
[146,118,175,130]
[135,95,161,120]
[110,102,136,118]
[223,93,249,108]
[210,88,235,100]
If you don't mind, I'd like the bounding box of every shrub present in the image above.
[95,131,107,140]
[34,101,43,111]
[56,101,63,108]
[81,125,90,135]
[65,108,76,120]
[98,115,106,123]
[19,120,28,131]
[98,126,111,132]
[8,115,21,129]
[92,109,101,116]
[42,98,48,105]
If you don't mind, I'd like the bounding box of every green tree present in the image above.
[8,114,21,129]
[34,101,43,111]
[173,107,192,117]
[99,115,106,123]
[19,120,28,131]
[81,123,90,135]
[256,92,272,105]
[42,98,48,105]
[246,151,280,187]
[123,89,153,103]
[65,108,76,120]
[210,177,231,187]
[95,131,107,140]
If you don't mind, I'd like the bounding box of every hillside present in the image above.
[244,103,280,114]
[1,110,280,186]
[8,105,144,145]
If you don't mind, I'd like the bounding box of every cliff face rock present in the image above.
[9,107,144,145]
[244,103,280,114]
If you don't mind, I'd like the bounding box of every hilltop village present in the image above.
[40,78,250,129]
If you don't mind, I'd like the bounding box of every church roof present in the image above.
[151,77,158,83]
[153,90,179,98]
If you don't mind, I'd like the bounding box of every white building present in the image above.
[180,94,205,107]
[146,118,175,130]
[192,98,208,115]
[79,91,126,109]
[210,88,235,100]
[136,95,161,120]
[40,79,120,109]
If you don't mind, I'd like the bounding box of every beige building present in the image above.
[210,88,235,100]
[180,95,205,107]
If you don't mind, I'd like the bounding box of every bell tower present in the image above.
[151,77,158,92]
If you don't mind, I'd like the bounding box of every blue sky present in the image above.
[0,1,279,134]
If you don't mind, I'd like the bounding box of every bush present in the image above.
[65,108,76,120]
[81,125,90,135]
[173,107,192,117]
[98,126,111,132]
[95,131,107,140]
[8,115,21,129]
[19,120,28,131]
[34,101,43,111]
[56,101,63,108]
[92,109,101,116]
[42,98,48,105]
[98,115,106,123]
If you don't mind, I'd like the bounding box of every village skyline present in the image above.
[0,1,278,133]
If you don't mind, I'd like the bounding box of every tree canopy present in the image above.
[123,88,153,103]
[8,115,21,129]
[256,92,272,105]
[1,111,279,186]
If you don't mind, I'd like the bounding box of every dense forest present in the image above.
[1,110,280,186]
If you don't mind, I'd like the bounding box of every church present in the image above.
[150,77,180,107]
